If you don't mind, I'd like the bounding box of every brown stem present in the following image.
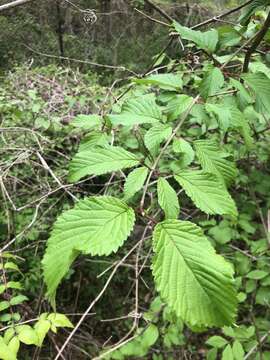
[243,10,270,73]
[143,0,174,23]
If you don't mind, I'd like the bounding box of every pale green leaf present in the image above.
[71,114,101,130]
[144,124,172,155]
[43,196,135,302]
[174,170,237,217]
[246,270,268,280]
[48,313,74,328]
[152,220,237,327]
[242,72,270,114]
[200,67,224,99]
[107,94,162,126]
[135,74,183,90]
[123,167,148,200]
[206,335,228,348]
[34,319,51,347]
[7,337,20,357]
[232,340,245,359]
[222,344,234,360]
[157,178,180,219]
[229,107,253,149]
[69,146,140,182]
[173,21,218,53]
[16,325,39,346]
[194,140,237,185]
[79,132,109,152]
[10,295,28,306]
[0,336,16,360]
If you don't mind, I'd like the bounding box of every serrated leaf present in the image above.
[165,94,193,121]
[242,72,270,114]
[152,220,237,327]
[200,67,224,99]
[174,170,237,217]
[157,178,180,219]
[205,103,231,131]
[135,74,183,90]
[107,94,162,126]
[194,140,237,185]
[69,146,140,182]
[79,132,109,152]
[173,21,218,53]
[229,107,253,149]
[42,196,135,302]
[172,138,194,168]
[71,114,101,130]
[123,167,148,200]
[144,124,172,155]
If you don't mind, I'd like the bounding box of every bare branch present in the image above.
[0,0,34,12]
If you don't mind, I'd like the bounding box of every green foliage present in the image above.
[43,196,135,301]
[152,220,237,327]
[157,178,180,219]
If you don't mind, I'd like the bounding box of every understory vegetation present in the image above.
[0,0,270,359]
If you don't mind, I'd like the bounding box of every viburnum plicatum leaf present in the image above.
[69,146,140,182]
[194,140,237,185]
[123,167,148,200]
[205,103,231,131]
[165,94,193,121]
[174,170,237,217]
[200,67,224,99]
[242,72,270,114]
[107,94,162,126]
[135,73,183,91]
[42,196,135,302]
[172,138,195,168]
[157,178,180,219]
[173,21,218,53]
[144,124,172,155]
[152,220,237,327]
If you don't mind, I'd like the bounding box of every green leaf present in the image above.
[135,74,183,90]
[7,337,20,357]
[16,325,39,346]
[69,146,140,182]
[239,0,270,25]
[229,107,253,149]
[34,318,51,347]
[172,138,195,168]
[71,114,101,130]
[6,282,23,290]
[246,270,268,280]
[107,94,162,126]
[165,94,193,121]
[43,196,135,302]
[232,340,245,359]
[152,220,237,327]
[0,336,16,360]
[0,301,10,312]
[173,21,218,53]
[174,170,237,217]
[48,313,74,328]
[194,140,237,185]
[144,124,172,155]
[79,132,109,152]
[157,178,180,220]
[123,167,148,200]
[205,103,231,131]
[9,295,28,306]
[206,335,228,348]
[222,344,234,360]
[200,67,224,99]
[242,72,270,114]
[140,324,159,348]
